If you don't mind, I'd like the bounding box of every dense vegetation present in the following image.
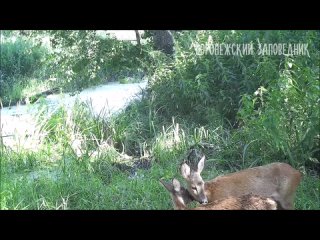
[1,30,319,209]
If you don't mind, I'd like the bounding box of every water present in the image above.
[1,81,148,151]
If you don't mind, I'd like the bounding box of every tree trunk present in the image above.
[135,30,141,45]
[151,30,175,55]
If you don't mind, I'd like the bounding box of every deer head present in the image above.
[180,155,208,204]
[160,178,193,210]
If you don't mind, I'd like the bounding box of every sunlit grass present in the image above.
[1,99,318,210]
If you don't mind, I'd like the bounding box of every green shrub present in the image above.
[238,58,319,168]
[0,38,47,78]
[150,30,319,126]
[0,35,50,104]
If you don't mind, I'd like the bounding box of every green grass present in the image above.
[0,77,55,106]
[1,30,318,210]
[1,100,318,210]
[0,149,180,210]
[295,173,320,210]
[2,153,318,210]
[0,79,24,106]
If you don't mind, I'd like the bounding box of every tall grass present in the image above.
[0,35,52,106]
[2,97,319,210]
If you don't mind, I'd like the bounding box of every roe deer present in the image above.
[180,156,301,209]
[160,178,278,210]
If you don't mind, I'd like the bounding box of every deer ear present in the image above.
[172,178,181,192]
[197,156,205,173]
[160,179,174,192]
[181,163,191,179]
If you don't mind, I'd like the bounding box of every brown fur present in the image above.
[160,179,278,210]
[181,157,301,210]
[160,179,193,210]
[194,194,277,210]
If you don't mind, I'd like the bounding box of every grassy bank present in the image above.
[0,31,149,107]
[1,98,319,210]
[1,30,319,210]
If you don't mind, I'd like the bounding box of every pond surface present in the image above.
[0,81,147,151]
